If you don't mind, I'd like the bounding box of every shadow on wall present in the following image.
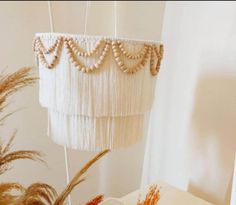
[188,74,236,205]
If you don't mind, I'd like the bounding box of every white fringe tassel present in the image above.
[49,110,148,151]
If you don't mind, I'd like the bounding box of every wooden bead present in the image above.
[120,65,126,70]
[114,52,119,58]
[94,63,99,69]
[118,61,124,67]
[97,60,102,65]
[115,57,121,61]
[68,53,73,58]
[81,67,86,72]
[86,67,91,72]
[123,68,129,73]
[76,66,82,71]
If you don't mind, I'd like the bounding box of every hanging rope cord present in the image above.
[114,1,117,37]
[84,1,117,36]
[84,1,90,35]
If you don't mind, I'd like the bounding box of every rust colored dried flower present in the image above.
[85,195,104,205]
[137,185,160,205]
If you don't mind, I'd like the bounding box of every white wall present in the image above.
[0,1,165,204]
[142,2,236,205]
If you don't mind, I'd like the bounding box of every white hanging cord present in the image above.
[63,147,72,205]
[47,2,72,205]
[47,1,54,32]
[47,112,50,137]
[230,153,236,205]
[46,1,53,138]
[114,1,117,37]
[63,147,71,204]
[84,1,90,35]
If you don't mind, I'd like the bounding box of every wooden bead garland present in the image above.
[67,38,104,57]
[64,38,111,73]
[34,36,63,69]
[35,36,62,54]
[117,41,147,60]
[33,36,164,75]
[150,44,164,75]
[112,41,150,74]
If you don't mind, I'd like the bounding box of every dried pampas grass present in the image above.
[0,67,43,175]
[0,183,24,204]
[0,182,57,205]
[15,183,58,205]
[14,148,109,205]
[0,67,37,123]
[0,147,109,205]
[0,131,43,175]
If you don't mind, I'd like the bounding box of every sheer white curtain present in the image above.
[142,2,236,205]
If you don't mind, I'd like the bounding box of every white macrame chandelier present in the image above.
[33,2,164,151]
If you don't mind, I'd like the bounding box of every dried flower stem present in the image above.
[54,149,110,205]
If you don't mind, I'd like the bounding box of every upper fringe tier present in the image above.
[35,33,163,117]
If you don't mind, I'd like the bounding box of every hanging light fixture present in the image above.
[33,2,164,151]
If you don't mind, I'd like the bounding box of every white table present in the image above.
[101,182,213,205]
[121,182,213,205]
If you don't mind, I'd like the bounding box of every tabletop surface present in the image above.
[119,182,213,205]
